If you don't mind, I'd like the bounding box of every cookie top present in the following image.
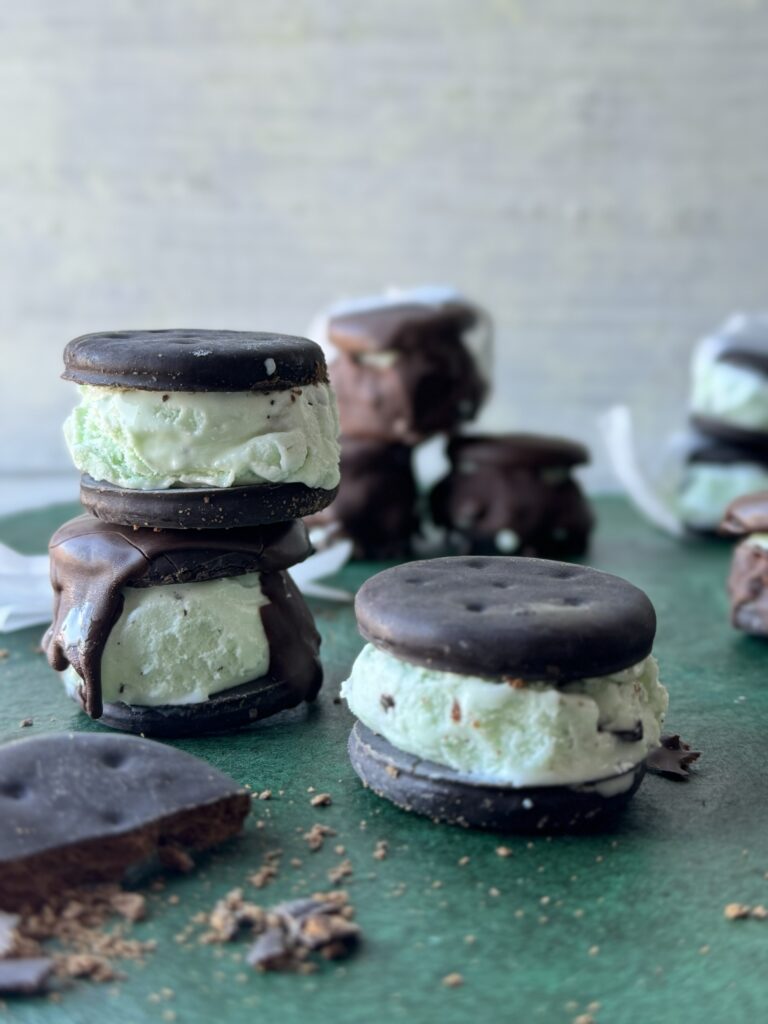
[355,556,656,682]
[329,302,477,355]
[447,433,589,470]
[63,330,328,391]
[720,491,768,536]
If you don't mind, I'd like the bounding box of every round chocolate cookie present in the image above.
[44,516,322,736]
[349,723,646,833]
[307,438,418,559]
[355,556,656,682]
[80,476,338,530]
[690,414,768,449]
[63,329,327,391]
[430,433,593,557]
[62,329,340,529]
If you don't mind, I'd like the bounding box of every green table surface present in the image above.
[1,497,767,1024]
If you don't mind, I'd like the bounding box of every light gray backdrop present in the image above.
[1,0,767,510]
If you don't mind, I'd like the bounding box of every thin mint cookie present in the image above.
[0,733,250,909]
[44,515,322,735]
[62,329,340,528]
[342,556,667,832]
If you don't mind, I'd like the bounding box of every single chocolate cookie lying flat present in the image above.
[63,329,340,529]
[0,733,250,910]
[342,557,668,832]
[44,516,322,734]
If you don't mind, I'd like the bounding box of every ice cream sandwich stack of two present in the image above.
[43,329,341,737]
[308,289,492,559]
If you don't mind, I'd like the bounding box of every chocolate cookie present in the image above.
[348,723,646,833]
[342,557,667,832]
[0,733,250,909]
[307,438,418,559]
[328,301,488,444]
[44,516,322,734]
[63,329,340,530]
[430,433,594,557]
[354,557,656,682]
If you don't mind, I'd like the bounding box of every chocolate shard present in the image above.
[0,912,19,957]
[0,733,251,910]
[246,926,292,969]
[647,734,701,780]
[0,958,54,995]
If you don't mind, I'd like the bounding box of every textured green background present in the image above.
[1,497,767,1024]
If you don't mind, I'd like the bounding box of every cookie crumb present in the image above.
[303,824,336,852]
[310,793,332,808]
[19,718,33,728]
[495,846,513,858]
[724,903,751,920]
[373,841,389,861]
[442,972,464,988]
[258,790,272,801]
[328,859,353,885]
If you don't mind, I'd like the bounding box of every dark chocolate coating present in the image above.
[430,434,594,557]
[348,723,645,833]
[307,439,418,559]
[44,515,319,721]
[0,733,251,909]
[727,540,768,636]
[721,490,768,536]
[690,414,768,448]
[354,556,656,682]
[63,329,328,392]
[707,331,768,375]
[328,303,487,443]
[0,959,54,995]
[80,475,339,531]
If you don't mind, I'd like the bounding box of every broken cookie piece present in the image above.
[647,734,701,780]
[0,733,251,910]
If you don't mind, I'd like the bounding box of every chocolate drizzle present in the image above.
[44,515,313,719]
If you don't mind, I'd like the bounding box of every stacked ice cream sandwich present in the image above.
[43,329,340,737]
[679,314,768,532]
[309,289,491,558]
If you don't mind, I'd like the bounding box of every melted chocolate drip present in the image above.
[44,516,312,719]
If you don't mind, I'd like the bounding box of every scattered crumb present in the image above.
[334,845,346,856]
[328,860,353,885]
[699,945,710,955]
[0,649,9,660]
[258,790,272,801]
[310,793,332,808]
[725,903,768,920]
[442,972,464,988]
[384,765,400,779]
[199,888,359,971]
[373,841,389,861]
[303,824,337,852]
[495,846,513,858]
[488,887,500,898]
[19,718,33,728]
[289,859,303,869]
[464,935,475,945]
[573,1015,595,1024]
[588,946,600,956]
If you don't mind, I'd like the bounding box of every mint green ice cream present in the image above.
[341,645,668,787]
[62,572,271,707]
[64,383,340,490]
[678,462,768,530]
[691,352,768,431]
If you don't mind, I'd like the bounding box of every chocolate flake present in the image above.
[647,734,701,780]
[380,694,395,712]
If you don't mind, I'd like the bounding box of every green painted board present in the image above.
[1,497,767,1024]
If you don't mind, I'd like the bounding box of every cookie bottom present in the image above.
[690,414,768,449]
[80,474,339,529]
[348,722,645,833]
[71,671,323,738]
